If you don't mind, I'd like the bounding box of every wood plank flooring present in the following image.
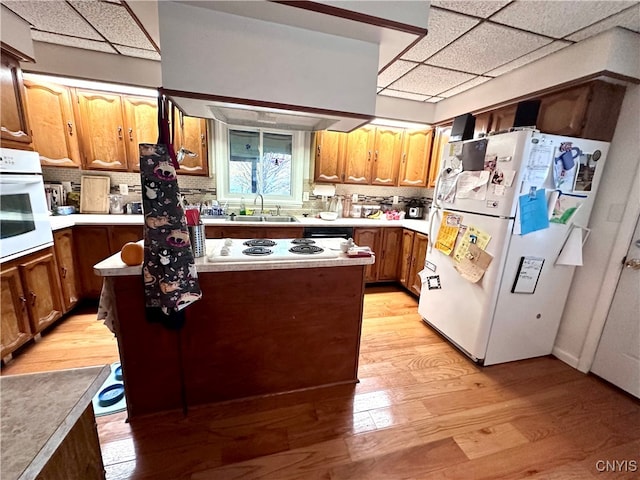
[2,286,638,479]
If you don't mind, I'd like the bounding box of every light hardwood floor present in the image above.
[2,286,638,479]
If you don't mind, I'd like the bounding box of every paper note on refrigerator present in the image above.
[550,192,586,224]
[453,225,491,262]
[518,189,549,235]
[435,212,462,255]
[454,243,494,283]
[456,171,490,200]
[523,144,553,190]
[556,226,587,266]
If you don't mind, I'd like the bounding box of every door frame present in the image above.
[577,160,640,373]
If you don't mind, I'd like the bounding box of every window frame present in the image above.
[214,122,307,208]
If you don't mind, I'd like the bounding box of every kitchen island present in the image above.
[94,238,374,420]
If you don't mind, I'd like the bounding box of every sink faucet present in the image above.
[276,205,281,216]
[254,194,264,214]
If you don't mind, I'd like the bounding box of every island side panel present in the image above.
[112,276,184,419]
[181,265,366,406]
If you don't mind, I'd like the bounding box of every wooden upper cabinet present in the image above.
[124,95,158,171]
[18,250,64,334]
[0,265,31,358]
[490,105,517,134]
[24,80,82,167]
[313,131,346,183]
[176,115,209,176]
[536,85,590,137]
[371,127,403,186]
[398,128,433,187]
[474,112,492,139]
[428,124,451,188]
[76,90,129,170]
[344,126,375,184]
[1,51,32,147]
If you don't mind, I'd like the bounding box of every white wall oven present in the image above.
[0,148,53,262]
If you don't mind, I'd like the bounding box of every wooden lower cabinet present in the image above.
[206,226,304,239]
[53,228,80,312]
[399,229,429,296]
[353,227,402,283]
[0,266,31,358]
[354,227,379,283]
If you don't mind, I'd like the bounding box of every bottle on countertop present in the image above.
[240,196,246,215]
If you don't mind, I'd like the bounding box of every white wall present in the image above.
[553,84,640,366]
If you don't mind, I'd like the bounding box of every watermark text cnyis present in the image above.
[595,459,638,473]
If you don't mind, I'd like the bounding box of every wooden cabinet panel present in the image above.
[371,127,403,186]
[474,112,492,139]
[74,226,113,298]
[354,227,380,283]
[408,233,428,296]
[313,131,346,183]
[399,229,415,287]
[537,85,590,137]
[0,266,31,358]
[19,250,64,334]
[1,52,31,147]
[428,125,451,188]
[54,229,80,313]
[378,228,402,281]
[124,96,158,171]
[490,105,517,133]
[344,126,375,184]
[76,90,129,170]
[398,129,433,187]
[176,116,209,176]
[266,227,304,239]
[221,227,265,239]
[110,226,144,253]
[23,80,81,167]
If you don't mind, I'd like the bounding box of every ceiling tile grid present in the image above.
[567,4,640,41]
[377,59,418,88]
[401,8,480,62]
[378,89,432,102]
[430,0,513,19]
[30,30,117,54]
[485,40,572,77]
[425,22,552,75]
[438,75,493,98]
[388,64,476,96]
[490,0,638,38]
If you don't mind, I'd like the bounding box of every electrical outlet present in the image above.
[393,195,399,204]
[352,193,358,203]
[303,191,310,201]
[119,184,129,195]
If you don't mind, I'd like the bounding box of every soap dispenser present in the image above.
[239,196,246,215]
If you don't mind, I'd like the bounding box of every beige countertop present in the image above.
[49,214,431,235]
[1,365,111,480]
[95,238,375,276]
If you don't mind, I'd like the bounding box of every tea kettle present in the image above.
[109,194,124,214]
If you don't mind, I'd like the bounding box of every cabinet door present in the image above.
[313,131,346,183]
[54,229,80,313]
[474,112,492,139]
[76,90,128,170]
[0,52,31,146]
[398,129,433,187]
[266,227,304,239]
[0,265,31,358]
[371,127,403,186]
[398,229,415,287]
[176,116,209,176]
[344,126,375,184]
[74,226,113,298]
[378,228,403,281]
[428,125,451,188]
[23,80,82,167]
[537,85,590,137]
[19,251,64,334]
[408,233,428,296]
[221,227,265,239]
[354,227,380,283]
[491,105,517,133]
[123,95,158,171]
[110,226,144,253]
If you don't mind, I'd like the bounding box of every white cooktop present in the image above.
[206,238,342,262]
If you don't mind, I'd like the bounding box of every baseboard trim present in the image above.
[552,346,580,369]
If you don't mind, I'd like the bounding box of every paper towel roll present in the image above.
[312,185,336,197]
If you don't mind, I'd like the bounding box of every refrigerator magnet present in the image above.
[425,260,437,272]
[427,276,442,290]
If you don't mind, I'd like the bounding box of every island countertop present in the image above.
[95,238,374,276]
[1,365,110,480]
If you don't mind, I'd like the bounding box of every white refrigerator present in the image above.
[418,130,609,365]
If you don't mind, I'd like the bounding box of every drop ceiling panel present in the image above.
[388,64,476,96]
[491,0,637,38]
[439,76,492,98]
[377,59,417,88]
[430,0,512,18]
[3,0,101,40]
[426,96,444,103]
[31,31,117,54]
[378,89,431,101]
[427,23,551,75]
[401,8,479,62]
[115,45,161,61]
[70,0,155,50]
[567,6,640,42]
[486,40,572,76]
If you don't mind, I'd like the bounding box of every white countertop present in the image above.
[94,238,375,276]
[49,214,431,235]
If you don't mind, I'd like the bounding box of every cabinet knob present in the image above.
[117,126,123,139]
[129,128,133,141]
[375,151,378,162]
[402,153,407,163]
[201,134,205,147]
[61,267,67,278]
[19,296,26,305]
[29,291,36,306]
[67,122,73,136]
[368,151,371,161]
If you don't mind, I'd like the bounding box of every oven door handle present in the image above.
[0,175,44,185]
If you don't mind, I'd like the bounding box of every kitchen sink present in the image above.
[230,215,299,223]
